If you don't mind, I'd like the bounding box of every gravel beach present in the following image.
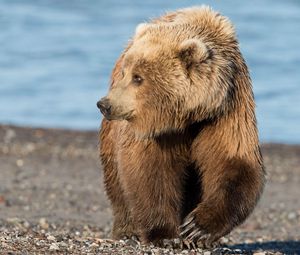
[0,124,299,254]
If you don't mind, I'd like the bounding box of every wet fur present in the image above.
[99,6,265,246]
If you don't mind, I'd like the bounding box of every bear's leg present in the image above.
[100,121,137,239]
[180,158,264,246]
[103,161,137,239]
[118,141,185,244]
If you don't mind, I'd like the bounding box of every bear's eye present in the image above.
[132,74,143,85]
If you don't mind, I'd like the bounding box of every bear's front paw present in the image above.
[179,207,229,248]
[180,215,211,248]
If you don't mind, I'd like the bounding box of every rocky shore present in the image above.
[0,125,299,254]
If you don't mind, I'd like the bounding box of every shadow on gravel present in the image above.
[229,241,300,254]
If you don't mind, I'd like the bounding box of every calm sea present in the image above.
[0,0,300,143]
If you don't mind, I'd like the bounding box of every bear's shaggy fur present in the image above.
[97,6,265,246]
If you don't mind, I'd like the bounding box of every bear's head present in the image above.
[98,7,248,138]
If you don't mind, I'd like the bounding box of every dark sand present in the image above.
[0,125,299,254]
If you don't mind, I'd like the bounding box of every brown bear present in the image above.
[97,6,265,247]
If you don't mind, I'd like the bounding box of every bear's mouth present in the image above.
[101,110,134,122]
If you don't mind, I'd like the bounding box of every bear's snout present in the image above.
[97,98,112,119]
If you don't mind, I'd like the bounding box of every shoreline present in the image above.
[1,122,299,145]
[0,124,299,254]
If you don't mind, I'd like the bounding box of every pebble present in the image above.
[39,218,49,229]
[47,235,56,241]
[221,237,229,243]
[16,159,24,167]
[90,242,99,248]
[245,239,253,244]
[23,221,30,228]
[257,238,263,243]
[49,243,59,251]
[234,249,242,253]
[287,212,296,220]
[59,241,68,247]
[163,239,173,248]
[203,251,211,255]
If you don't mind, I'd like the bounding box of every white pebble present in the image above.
[47,235,56,241]
[288,212,296,220]
[90,242,99,248]
[16,159,24,167]
[23,221,30,228]
[39,218,49,229]
[49,243,59,251]
[59,241,68,247]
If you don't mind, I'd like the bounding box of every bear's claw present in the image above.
[180,216,211,246]
[179,222,196,236]
[180,215,194,229]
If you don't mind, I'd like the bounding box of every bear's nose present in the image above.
[97,98,112,117]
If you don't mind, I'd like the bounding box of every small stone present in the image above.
[23,221,30,228]
[257,238,263,243]
[39,218,49,229]
[16,159,24,167]
[204,251,211,255]
[90,242,99,248]
[59,241,68,247]
[163,239,172,248]
[49,243,59,251]
[149,243,155,248]
[119,239,126,245]
[49,193,56,199]
[253,252,266,255]
[288,212,296,220]
[25,143,35,152]
[234,249,242,253]
[173,238,181,248]
[245,239,253,244]
[47,235,56,241]
[221,237,229,243]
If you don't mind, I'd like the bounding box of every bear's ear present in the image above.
[178,39,210,68]
[135,23,150,37]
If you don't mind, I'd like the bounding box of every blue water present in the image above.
[0,0,300,143]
